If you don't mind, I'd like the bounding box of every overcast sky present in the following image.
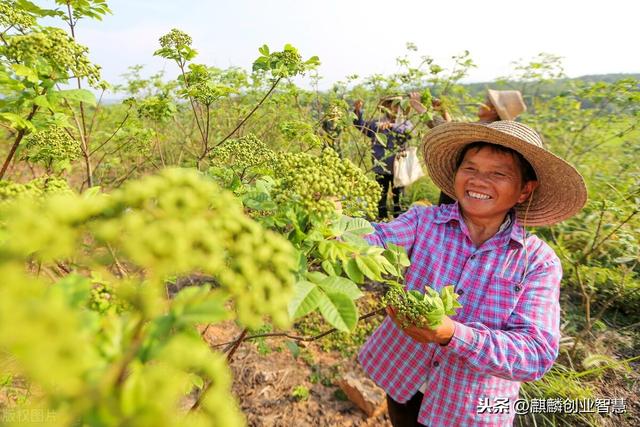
[69,0,639,90]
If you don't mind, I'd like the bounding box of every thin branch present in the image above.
[89,110,131,155]
[208,77,282,153]
[210,307,386,349]
[581,209,639,261]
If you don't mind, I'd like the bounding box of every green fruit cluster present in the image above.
[210,133,276,172]
[0,176,72,202]
[0,0,35,29]
[383,285,462,329]
[272,148,380,219]
[88,282,125,314]
[1,168,295,329]
[158,28,192,50]
[6,27,101,86]
[24,126,81,165]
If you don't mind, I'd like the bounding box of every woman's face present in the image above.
[477,99,499,122]
[454,146,537,224]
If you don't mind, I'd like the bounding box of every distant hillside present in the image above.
[460,73,640,97]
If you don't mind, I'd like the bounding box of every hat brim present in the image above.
[422,122,587,226]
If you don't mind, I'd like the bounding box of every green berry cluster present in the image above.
[158,28,192,50]
[95,169,296,327]
[6,27,101,86]
[24,126,81,165]
[383,285,462,329]
[88,282,125,314]
[270,47,304,76]
[0,0,35,30]
[272,148,380,218]
[1,169,297,328]
[209,133,276,173]
[0,176,72,202]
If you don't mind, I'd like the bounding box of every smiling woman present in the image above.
[358,120,588,426]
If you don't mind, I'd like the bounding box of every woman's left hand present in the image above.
[386,306,456,345]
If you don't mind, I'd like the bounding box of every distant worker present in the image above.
[354,93,432,219]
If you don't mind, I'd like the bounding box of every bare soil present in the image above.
[202,321,391,427]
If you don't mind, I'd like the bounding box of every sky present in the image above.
[65,0,639,91]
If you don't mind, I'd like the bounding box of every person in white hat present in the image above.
[353,94,418,219]
[358,120,587,426]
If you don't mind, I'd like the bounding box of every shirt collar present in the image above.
[434,202,525,247]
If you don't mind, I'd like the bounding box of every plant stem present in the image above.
[0,104,38,179]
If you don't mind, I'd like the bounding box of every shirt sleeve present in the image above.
[364,206,422,258]
[445,258,561,382]
[353,110,378,138]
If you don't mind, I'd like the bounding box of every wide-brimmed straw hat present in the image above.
[422,120,587,226]
[487,89,527,121]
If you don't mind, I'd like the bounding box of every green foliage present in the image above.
[291,385,310,401]
[383,285,462,329]
[253,44,320,79]
[0,168,304,425]
[154,28,196,65]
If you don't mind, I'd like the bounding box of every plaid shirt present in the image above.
[359,203,561,426]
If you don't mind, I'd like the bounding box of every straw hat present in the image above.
[422,120,587,226]
[487,89,527,121]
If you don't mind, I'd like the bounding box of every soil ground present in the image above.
[202,320,391,427]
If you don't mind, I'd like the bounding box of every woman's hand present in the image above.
[386,306,456,345]
[408,92,427,114]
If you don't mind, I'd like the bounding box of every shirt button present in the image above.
[433,361,440,367]
[514,285,522,292]
[456,289,464,296]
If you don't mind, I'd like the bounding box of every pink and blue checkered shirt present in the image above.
[359,203,561,426]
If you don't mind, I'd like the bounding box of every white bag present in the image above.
[393,147,425,188]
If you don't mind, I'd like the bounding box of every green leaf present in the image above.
[305,271,327,284]
[287,280,322,319]
[318,276,363,300]
[343,258,364,284]
[12,64,39,84]
[332,215,374,237]
[54,89,97,106]
[189,373,205,389]
[51,274,91,308]
[285,340,300,358]
[171,286,229,325]
[0,112,36,132]
[384,243,411,267]
[321,260,336,275]
[356,255,382,281]
[33,95,51,109]
[317,291,358,332]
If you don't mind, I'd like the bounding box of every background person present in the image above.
[353,93,433,219]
